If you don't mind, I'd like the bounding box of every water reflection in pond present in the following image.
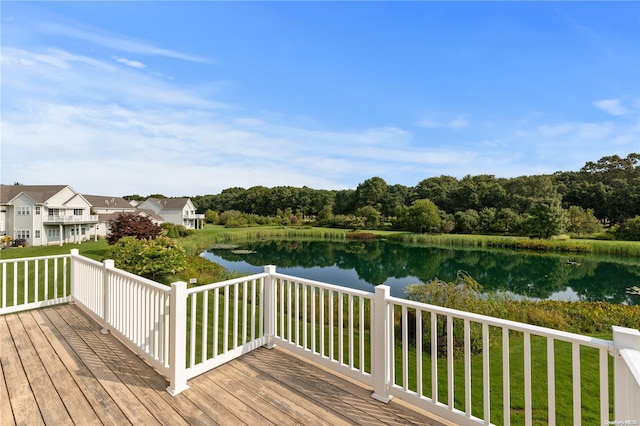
[202,239,640,304]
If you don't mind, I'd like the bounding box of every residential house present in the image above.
[136,197,204,229]
[0,184,98,246]
[82,194,164,239]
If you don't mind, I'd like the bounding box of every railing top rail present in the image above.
[389,294,613,350]
[108,267,171,293]
[273,272,374,298]
[71,254,103,268]
[0,254,71,263]
[186,272,269,294]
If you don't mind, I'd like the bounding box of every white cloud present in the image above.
[39,21,209,63]
[593,99,628,116]
[417,116,469,129]
[113,56,146,69]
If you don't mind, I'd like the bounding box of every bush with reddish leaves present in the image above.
[107,214,162,245]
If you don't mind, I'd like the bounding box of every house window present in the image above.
[35,230,41,238]
[49,208,60,216]
[17,206,31,215]
[74,209,83,216]
[16,230,30,239]
[81,227,86,235]
[47,229,60,238]
[35,206,41,215]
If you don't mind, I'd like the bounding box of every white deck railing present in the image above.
[0,254,70,315]
[1,250,639,425]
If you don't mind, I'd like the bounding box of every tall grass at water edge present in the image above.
[388,233,640,257]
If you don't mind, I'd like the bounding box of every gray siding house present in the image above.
[136,197,204,229]
[1,185,98,246]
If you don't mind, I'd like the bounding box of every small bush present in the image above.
[105,236,187,283]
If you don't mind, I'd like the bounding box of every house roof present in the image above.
[0,184,68,204]
[97,209,164,223]
[83,194,134,209]
[147,197,190,210]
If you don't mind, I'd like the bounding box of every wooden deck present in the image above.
[1,304,448,426]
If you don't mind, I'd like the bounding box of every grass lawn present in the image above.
[0,240,110,261]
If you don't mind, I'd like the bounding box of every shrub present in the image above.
[107,214,162,245]
[105,236,187,283]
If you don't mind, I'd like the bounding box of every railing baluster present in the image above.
[242,281,248,344]
[402,305,409,391]
[223,286,229,353]
[483,322,490,425]
[431,311,438,403]
[416,309,422,398]
[202,289,208,362]
[329,290,334,360]
[2,263,6,308]
[548,338,556,426]
[447,315,454,410]
[572,342,581,426]
[43,260,48,303]
[213,288,219,357]
[23,260,28,304]
[63,257,67,299]
[359,296,364,373]
[251,279,257,342]
[294,281,300,346]
[503,327,510,425]
[464,318,471,417]
[524,331,532,426]
[233,282,239,348]
[338,291,344,364]
[53,259,58,302]
[311,286,316,353]
[303,283,308,349]
[190,293,197,367]
[34,259,39,303]
[14,261,18,306]
[599,347,609,425]
[287,280,292,343]
[348,293,353,368]
[320,287,325,357]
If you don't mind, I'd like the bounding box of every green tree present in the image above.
[105,236,187,283]
[524,199,567,238]
[317,204,334,223]
[356,206,381,228]
[614,216,640,241]
[355,177,388,210]
[454,209,479,233]
[204,209,219,224]
[414,175,459,211]
[397,199,442,233]
[566,206,600,235]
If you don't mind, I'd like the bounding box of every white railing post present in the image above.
[612,326,640,423]
[69,249,80,303]
[264,265,277,349]
[101,259,114,334]
[167,281,189,395]
[372,285,392,403]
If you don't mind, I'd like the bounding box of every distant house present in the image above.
[0,185,98,247]
[82,194,164,239]
[136,197,204,229]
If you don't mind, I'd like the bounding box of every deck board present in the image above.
[1,305,448,426]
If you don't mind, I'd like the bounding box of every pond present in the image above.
[202,239,640,304]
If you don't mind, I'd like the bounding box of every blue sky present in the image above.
[2,2,639,197]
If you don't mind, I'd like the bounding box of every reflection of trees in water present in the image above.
[208,240,640,304]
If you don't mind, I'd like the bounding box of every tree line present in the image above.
[184,153,640,239]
